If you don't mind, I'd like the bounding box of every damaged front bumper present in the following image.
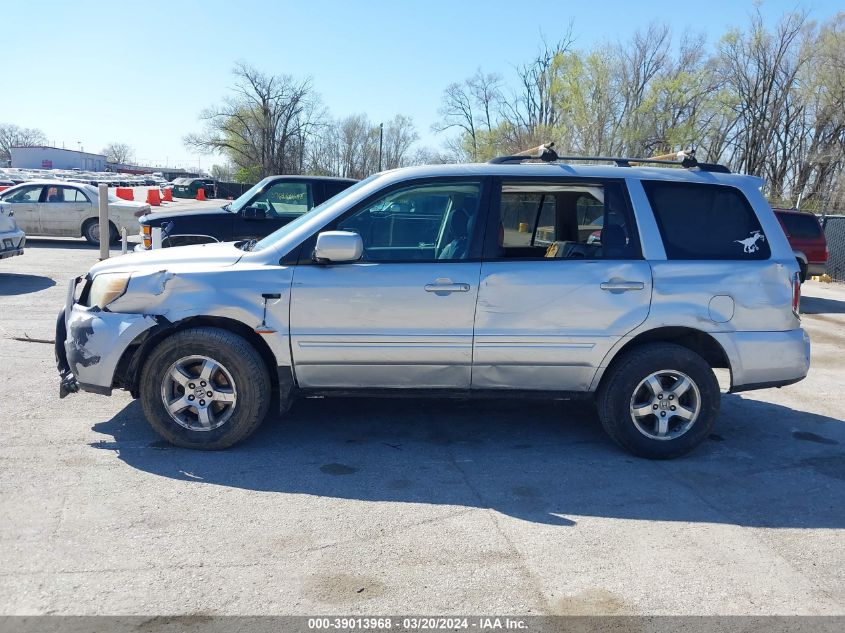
[56,276,159,397]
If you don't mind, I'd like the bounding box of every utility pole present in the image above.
[378,122,384,172]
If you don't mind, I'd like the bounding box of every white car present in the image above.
[0,180,151,244]
[0,200,25,259]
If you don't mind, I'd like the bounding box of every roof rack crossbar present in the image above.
[488,144,730,173]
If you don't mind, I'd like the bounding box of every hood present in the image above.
[87,241,244,276]
[139,206,229,225]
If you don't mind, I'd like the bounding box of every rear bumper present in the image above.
[713,329,811,392]
[807,262,827,276]
[0,230,25,259]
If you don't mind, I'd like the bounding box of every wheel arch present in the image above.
[114,315,283,407]
[591,326,732,393]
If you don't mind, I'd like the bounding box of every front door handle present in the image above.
[425,278,470,294]
[600,280,645,292]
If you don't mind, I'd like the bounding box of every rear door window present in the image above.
[777,212,822,239]
[489,180,640,260]
[643,181,770,260]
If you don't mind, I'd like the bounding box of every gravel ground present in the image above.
[0,240,843,616]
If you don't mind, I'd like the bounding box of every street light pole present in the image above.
[378,122,384,172]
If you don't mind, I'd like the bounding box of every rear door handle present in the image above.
[600,280,645,292]
[425,278,470,293]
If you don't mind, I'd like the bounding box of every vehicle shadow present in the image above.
[0,273,56,295]
[802,294,845,315]
[91,394,844,528]
[23,238,93,250]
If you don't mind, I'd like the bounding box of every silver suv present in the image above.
[56,149,810,458]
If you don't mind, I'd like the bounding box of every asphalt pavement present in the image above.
[0,241,843,615]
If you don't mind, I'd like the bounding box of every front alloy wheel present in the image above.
[161,355,238,431]
[139,327,271,449]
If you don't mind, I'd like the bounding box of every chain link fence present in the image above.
[821,214,845,282]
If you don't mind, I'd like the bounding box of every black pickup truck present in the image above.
[138,175,357,249]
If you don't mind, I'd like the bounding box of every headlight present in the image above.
[87,272,131,308]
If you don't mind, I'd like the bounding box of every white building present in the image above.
[10,146,107,171]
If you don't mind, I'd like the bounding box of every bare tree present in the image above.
[210,163,234,181]
[434,81,480,159]
[0,123,47,162]
[382,115,419,170]
[102,142,135,164]
[715,10,814,195]
[503,32,576,147]
[185,62,323,178]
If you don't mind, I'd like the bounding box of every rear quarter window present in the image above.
[643,181,770,260]
[776,212,822,239]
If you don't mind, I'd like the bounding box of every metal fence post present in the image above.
[98,183,109,260]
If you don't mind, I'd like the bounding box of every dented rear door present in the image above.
[472,177,652,391]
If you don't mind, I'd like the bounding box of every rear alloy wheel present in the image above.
[629,370,701,441]
[596,343,719,459]
[139,327,270,449]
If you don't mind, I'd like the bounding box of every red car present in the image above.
[774,209,828,282]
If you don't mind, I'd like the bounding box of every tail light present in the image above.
[142,224,151,249]
[792,272,801,318]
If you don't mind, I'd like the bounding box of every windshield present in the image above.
[252,175,379,252]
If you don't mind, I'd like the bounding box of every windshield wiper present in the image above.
[239,238,257,251]
[222,203,232,212]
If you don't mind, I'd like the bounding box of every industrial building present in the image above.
[10,146,107,171]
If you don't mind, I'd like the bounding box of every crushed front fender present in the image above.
[64,305,159,395]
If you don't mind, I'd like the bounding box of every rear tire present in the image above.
[139,327,271,449]
[596,343,720,459]
[797,259,808,283]
[82,218,119,245]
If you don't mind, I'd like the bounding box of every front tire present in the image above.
[596,343,720,459]
[139,327,271,449]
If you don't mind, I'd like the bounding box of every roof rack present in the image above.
[488,142,731,173]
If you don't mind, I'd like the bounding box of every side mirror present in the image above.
[313,231,363,263]
[242,206,267,220]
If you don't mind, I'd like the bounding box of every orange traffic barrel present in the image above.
[162,188,173,202]
[116,187,134,201]
[146,188,161,206]
[196,187,206,201]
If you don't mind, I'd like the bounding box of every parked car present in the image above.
[56,149,809,459]
[171,177,216,199]
[0,181,150,244]
[773,208,828,282]
[136,175,357,249]
[0,200,25,259]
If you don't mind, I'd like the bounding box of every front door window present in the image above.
[337,181,483,261]
[252,182,313,217]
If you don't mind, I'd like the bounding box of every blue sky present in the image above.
[5,0,842,169]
